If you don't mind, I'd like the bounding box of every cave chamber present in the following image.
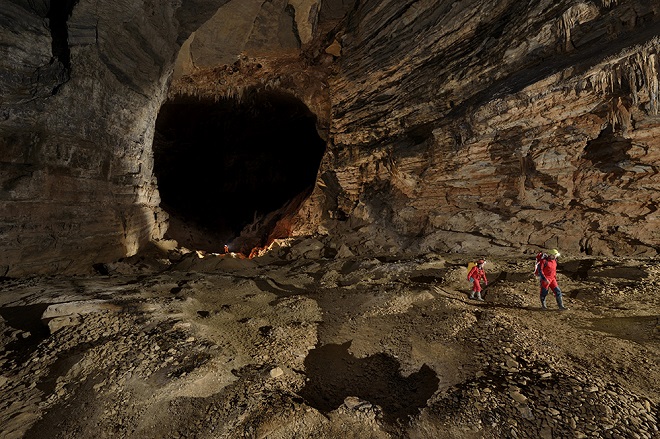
[152,90,327,254]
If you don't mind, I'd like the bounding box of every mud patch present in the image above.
[299,341,439,424]
[587,316,659,343]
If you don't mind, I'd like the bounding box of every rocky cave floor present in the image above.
[0,240,658,439]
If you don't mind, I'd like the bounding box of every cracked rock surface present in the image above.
[1,243,657,438]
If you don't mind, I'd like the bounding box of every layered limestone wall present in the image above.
[0,0,228,276]
[293,0,660,258]
[1,0,658,276]
[0,0,334,276]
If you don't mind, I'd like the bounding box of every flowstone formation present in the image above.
[1,0,659,276]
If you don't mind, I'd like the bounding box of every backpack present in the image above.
[466,261,476,281]
[534,252,546,278]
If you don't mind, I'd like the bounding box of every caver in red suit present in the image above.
[538,249,567,310]
[467,259,488,301]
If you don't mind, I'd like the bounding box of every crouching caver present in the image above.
[536,249,568,310]
[467,259,488,301]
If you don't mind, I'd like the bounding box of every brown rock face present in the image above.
[0,0,228,275]
[1,0,659,275]
[295,0,660,258]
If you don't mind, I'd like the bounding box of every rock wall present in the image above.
[0,0,228,276]
[294,0,660,258]
[173,0,309,78]
[1,0,658,276]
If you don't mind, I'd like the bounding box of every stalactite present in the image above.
[559,3,599,52]
[584,39,660,128]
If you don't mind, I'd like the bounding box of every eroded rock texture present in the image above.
[294,0,660,258]
[0,0,229,275]
[1,0,659,275]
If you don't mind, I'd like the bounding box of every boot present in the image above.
[557,296,568,311]
[476,291,484,301]
[469,291,475,300]
[540,297,547,310]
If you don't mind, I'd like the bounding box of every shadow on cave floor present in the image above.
[298,341,439,425]
[0,303,51,363]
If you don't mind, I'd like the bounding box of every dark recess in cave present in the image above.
[47,0,79,70]
[44,0,79,94]
[152,90,326,252]
[583,125,632,175]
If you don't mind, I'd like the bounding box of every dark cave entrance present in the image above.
[152,90,326,253]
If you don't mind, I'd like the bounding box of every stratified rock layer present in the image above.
[0,0,229,275]
[1,0,659,275]
[294,0,660,258]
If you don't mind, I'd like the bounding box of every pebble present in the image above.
[269,367,284,378]
[643,400,651,412]
[505,356,519,369]
[510,391,527,404]
[597,404,613,416]
[344,396,362,409]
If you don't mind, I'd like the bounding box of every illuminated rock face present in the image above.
[0,0,228,276]
[293,0,660,258]
[0,0,659,275]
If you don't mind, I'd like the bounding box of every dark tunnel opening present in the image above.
[152,90,326,253]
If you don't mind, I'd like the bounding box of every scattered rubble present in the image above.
[0,250,658,438]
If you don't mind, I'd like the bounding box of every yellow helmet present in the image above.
[547,249,560,257]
